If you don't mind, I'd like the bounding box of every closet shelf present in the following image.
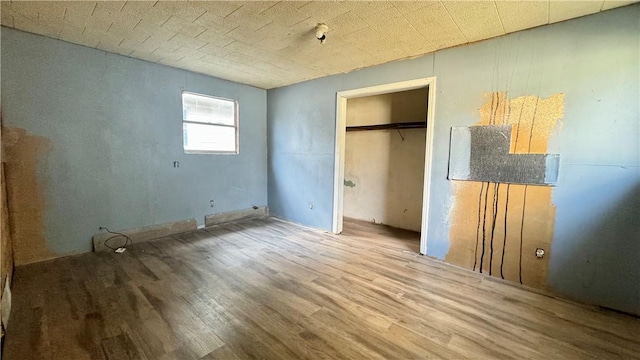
[346,121,426,132]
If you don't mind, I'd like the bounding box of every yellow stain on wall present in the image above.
[2,127,57,265]
[446,92,564,289]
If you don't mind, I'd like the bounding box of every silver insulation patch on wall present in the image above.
[448,125,559,186]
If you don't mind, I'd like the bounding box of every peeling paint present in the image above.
[344,180,356,188]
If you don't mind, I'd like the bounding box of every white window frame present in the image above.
[182,91,239,155]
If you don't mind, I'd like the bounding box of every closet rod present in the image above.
[346,121,426,132]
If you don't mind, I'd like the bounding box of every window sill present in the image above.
[184,150,239,155]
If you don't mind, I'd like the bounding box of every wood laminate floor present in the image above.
[4,217,640,359]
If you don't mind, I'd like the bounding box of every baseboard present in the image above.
[269,216,328,233]
[92,218,197,252]
[92,207,270,252]
[205,206,268,227]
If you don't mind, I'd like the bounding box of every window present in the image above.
[182,91,238,154]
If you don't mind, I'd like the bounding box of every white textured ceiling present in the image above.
[1,1,636,89]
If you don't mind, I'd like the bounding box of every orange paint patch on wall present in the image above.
[446,93,563,289]
[477,92,564,153]
[2,127,57,265]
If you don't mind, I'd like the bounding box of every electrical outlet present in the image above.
[210,200,215,207]
[173,161,180,168]
[309,202,313,210]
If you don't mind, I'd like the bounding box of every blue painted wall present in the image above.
[1,28,267,262]
[267,5,639,314]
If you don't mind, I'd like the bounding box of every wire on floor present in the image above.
[99,226,134,254]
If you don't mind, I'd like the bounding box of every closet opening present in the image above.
[333,77,436,255]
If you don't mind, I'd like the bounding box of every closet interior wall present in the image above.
[343,88,428,232]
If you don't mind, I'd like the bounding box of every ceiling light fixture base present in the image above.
[315,24,329,45]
